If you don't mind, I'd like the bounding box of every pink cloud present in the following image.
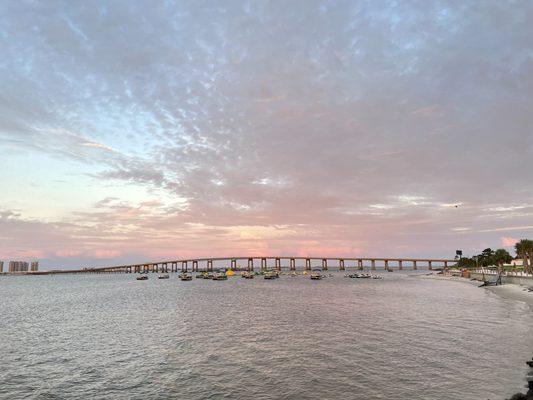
[501,236,518,247]
[93,250,122,259]
[0,249,47,259]
[55,249,82,258]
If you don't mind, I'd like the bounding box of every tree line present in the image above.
[456,239,532,273]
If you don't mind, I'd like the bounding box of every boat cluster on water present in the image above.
[135,270,352,281]
[344,273,383,279]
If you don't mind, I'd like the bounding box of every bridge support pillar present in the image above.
[358,259,363,269]
[248,258,254,271]
[290,258,296,271]
[444,261,448,269]
[339,259,345,270]
[384,260,389,271]
[261,258,267,270]
[398,260,403,270]
[231,259,237,270]
[182,261,188,273]
[275,258,281,271]
[428,261,432,271]
[305,259,311,270]
[371,260,376,270]
[154,264,159,273]
[193,261,198,272]
[207,260,213,272]
[413,260,417,270]
[322,259,328,270]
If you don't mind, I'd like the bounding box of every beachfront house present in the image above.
[503,259,524,267]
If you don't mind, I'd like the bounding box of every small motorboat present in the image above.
[136,275,148,281]
[195,273,205,279]
[179,273,192,281]
[158,274,170,279]
[264,271,278,280]
[212,272,228,281]
[241,271,254,279]
[310,273,322,280]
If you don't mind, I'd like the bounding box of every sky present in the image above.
[0,0,532,269]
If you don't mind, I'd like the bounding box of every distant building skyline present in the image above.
[31,261,39,272]
[0,1,532,269]
[1,260,39,273]
[8,261,29,273]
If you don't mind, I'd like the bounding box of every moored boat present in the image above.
[212,272,228,280]
[263,271,278,280]
[241,271,254,279]
[136,275,148,281]
[310,272,322,280]
[179,273,192,281]
[158,274,170,279]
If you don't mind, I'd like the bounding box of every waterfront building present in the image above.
[8,261,29,273]
[504,259,524,267]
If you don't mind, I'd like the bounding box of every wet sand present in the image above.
[418,273,533,308]
[485,283,533,307]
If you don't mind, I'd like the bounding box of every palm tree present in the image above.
[514,239,533,274]
[493,249,512,270]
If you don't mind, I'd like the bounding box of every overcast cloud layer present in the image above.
[1,0,532,268]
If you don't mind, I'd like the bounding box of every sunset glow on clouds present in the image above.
[0,1,532,268]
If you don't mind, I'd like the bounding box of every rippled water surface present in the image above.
[1,272,532,399]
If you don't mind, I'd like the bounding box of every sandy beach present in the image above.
[418,273,533,308]
[485,283,533,307]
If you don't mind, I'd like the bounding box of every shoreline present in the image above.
[418,273,533,308]
[484,283,533,307]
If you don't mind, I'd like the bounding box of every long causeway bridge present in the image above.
[35,256,457,275]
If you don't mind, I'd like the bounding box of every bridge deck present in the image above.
[27,256,457,274]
